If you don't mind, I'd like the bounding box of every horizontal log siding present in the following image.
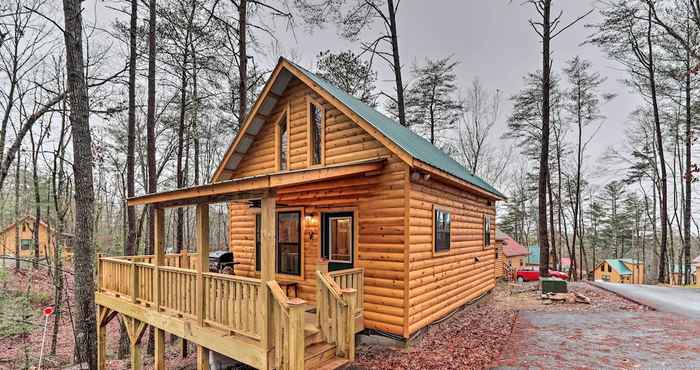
[495,243,505,278]
[407,177,496,336]
[227,75,408,336]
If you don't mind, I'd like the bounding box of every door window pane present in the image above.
[329,217,352,263]
[277,211,300,275]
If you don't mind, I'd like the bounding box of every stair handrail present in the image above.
[315,271,357,362]
[267,281,306,370]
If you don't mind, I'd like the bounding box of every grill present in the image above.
[208,250,238,274]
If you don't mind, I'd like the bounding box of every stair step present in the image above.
[315,357,350,370]
[304,343,337,369]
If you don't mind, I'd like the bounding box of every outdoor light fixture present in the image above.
[304,214,318,240]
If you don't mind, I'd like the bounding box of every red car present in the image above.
[516,267,568,282]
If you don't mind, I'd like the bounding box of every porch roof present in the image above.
[127,159,385,208]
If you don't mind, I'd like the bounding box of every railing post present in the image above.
[287,298,306,370]
[260,193,276,370]
[95,253,103,292]
[131,261,138,303]
[196,204,209,327]
[181,249,190,269]
[315,259,329,339]
[153,207,165,311]
[342,289,357,361]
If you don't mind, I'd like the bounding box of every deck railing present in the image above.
[329,268,364,320]
[203,273,264,340]
[316,271,357,360]
[159,266,197,317]
[99,257,132,297]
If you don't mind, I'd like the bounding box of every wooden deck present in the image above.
[96,252,363,370]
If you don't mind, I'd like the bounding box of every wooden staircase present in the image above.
[304,313,349,370]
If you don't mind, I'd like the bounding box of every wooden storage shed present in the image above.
[592,259,645,284]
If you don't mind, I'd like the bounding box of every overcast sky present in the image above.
[85,0,642,188]
[270,1,640,186]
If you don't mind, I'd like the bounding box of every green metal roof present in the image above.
[286,59,506,199]
[606,259,633,276]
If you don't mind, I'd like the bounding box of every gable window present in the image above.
[600,265,604,272]
[607,265,611,273]
[434,208,451,253]
[484,215,492,247]
[308,99,324,166]
[277,211,301,275]
[277,112,289,171]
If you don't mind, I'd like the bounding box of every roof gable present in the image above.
[213,57,504,199]
[501,236,528,257]
[606,259,633,276]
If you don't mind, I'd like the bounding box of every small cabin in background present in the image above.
[669,264,697,285]
[495,230,528,279]
[0,215,72,260]
[592,259,645,284]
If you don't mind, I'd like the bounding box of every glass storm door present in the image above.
[322,212,354,271]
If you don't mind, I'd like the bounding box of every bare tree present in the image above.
[61,0,97,367]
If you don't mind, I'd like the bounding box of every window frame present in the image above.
[432,206,451,255]
[274,104,291,171]
[20,239,32,251]
[306,96,325,167]
[276,210,302,277]
[483,214,493,248]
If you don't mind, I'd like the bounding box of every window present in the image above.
[607,264,611,273]
[20,239,32,251]
[255,214,261,272]
[434,208,451,253]
[600,265,604,272]
[328,216,352,263]
[277,113,288,171]
[277,211,301,275]
[308,101,323,166]
[484,215,492,247]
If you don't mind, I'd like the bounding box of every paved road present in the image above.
[592,281,700,319]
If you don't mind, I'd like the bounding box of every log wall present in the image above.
[226,76,408,336]
[407,177,496,336]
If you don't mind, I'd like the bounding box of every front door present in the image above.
[321,212,354,271]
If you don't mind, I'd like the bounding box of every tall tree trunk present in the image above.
[572,81,583,280]
[683,42,692,285]
[62,0,97,367]
[14,149,19,272]
[538,0,552,277]
[120,0,138,358]
[386,0,406,127]
[32,152,40,269]
[146,0,157,355]
[238,0,248,128]
[646,7,668,283]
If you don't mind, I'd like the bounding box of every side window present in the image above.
[277,211,301,275]
[607,265,611,273]
[277,112,288,171]
[433,208,451,253]
[308,99,324,166]
[484,215,492,248]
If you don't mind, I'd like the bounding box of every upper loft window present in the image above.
[308,98,324,166]
[277,111,288,171]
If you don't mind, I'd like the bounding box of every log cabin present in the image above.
[95,57,504,370]
[592,259,645,284]
[0,215,72,260]
[495,231,528,279]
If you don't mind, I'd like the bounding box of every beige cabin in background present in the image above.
[0,215,72,259]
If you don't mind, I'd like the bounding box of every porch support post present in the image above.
[154,328,165,370]
[196,345,209,370]
[260,193,276,369]
[153,207,165,310]
[196,204,209,327]
[96,306,106,370]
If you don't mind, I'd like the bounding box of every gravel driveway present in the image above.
[493,283,700,369]
[592,281,700,318]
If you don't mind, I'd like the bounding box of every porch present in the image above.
[95,160,382,370]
